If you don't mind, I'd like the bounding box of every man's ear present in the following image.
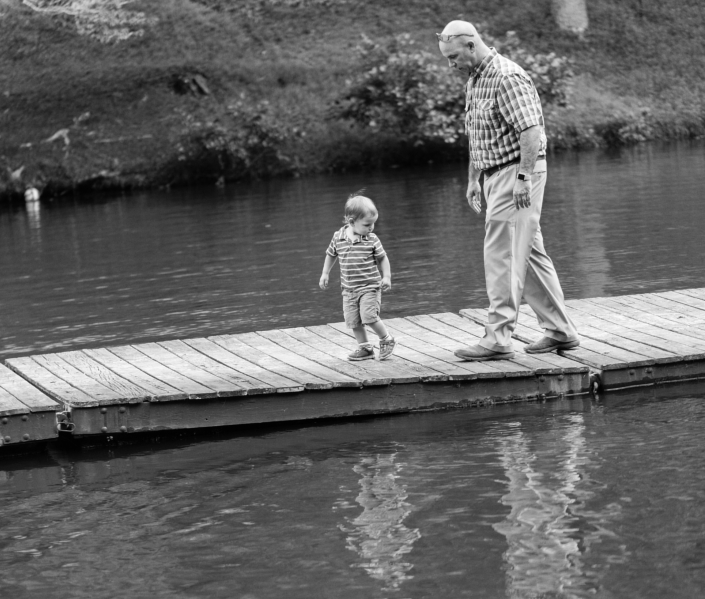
[466,41,475,52]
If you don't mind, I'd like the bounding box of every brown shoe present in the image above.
[524,337,580,354]
[454,345,515,361]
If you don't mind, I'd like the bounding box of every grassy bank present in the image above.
[1,0,704,199]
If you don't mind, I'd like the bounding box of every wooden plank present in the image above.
[0,390,30,416]
[519,304,664,367]
[285,326,420,384]
[674,288,705,301]
[460,307,642,370]
[385,316,509,378]
[652,290,705,314]
[5,357,98,406]
[596,294,705,329]
[182,338,304,393]
[132,343,247,397]
[107,345,218,399]
[409,313,586,375]
[408,313,572,374]
[553,303,696,362]
[327,322,450,382]
[428,312,543,377]
[514,304,659,366]
[236,332,361,389]
[210,334,334,390]
[259,329,389,386]
[30,353,127,405]
[84,348,187,401]
[158,340,277,395]
[0,364,59,412]
[381,318,499,381]
[306,324,444,382]
[579,297,705,350]
[57,351,153,401]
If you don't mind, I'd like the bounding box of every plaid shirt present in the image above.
[464,48,547,171]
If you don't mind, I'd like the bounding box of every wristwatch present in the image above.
[517,172,531,181]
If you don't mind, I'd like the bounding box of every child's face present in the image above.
[350,214,378,236]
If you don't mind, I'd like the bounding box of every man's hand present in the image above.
[466,179,482,214]
[319,273,329,290]
[513,178,532,209]
[381,276,392,292]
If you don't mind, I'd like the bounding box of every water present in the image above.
[1,140,705,598]
[1,141,704,358]
[2,387,704,598]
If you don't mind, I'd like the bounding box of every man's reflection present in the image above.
[340,452,421,592]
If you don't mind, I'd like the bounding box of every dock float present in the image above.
[1,288,704,444]
[461,288,705,391]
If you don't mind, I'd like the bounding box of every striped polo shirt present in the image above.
[326,226,386,291]
[464,48,547,171]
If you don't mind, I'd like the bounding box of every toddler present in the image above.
[319,193,396,361]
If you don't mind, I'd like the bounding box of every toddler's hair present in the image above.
[343,190,378,225]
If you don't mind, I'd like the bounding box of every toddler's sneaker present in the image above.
[348,345,375,361]
[379,335,396,360]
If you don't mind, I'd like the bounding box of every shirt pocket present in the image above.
[474,98,502,129]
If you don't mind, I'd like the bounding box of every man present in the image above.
[438,20,579,360]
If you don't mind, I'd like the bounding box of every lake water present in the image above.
[1,140,705,598]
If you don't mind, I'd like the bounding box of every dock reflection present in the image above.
[492,415,620,598]
[340,452,421,592]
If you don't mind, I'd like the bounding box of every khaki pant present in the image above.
[478,161,578,352]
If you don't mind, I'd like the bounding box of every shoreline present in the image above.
[2,117,703,203]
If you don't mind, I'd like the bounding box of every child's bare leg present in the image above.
[352,326,371,345]
[367,320,389,340]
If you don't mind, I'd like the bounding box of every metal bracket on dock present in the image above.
[589,372,602,395]
[56,411,75,434]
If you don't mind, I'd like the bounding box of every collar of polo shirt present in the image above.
[343,226,369,244]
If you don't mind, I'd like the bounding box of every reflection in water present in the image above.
[340,453,421,592]
[25,200,42,247]
[492,415,623,598]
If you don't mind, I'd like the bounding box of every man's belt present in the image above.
[482,155,546,179]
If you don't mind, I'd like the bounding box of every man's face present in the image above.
[439,39,475,75]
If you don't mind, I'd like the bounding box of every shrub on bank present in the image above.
[170,97,301,184]
[329,30,573,150]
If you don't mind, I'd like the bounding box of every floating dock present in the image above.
[462,288,705,390]
[2,288,705,446]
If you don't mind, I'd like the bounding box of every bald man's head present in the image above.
[440,20,480,39]
[437,20,490,75]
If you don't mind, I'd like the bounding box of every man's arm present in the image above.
[518,124,541,178]
[514,124,541,209]
[467,157,483,214]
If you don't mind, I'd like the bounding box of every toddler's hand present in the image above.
[319,274,329,290]
[381,277,391,291]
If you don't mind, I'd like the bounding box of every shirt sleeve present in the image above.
[326,233,338,257]
[496,72,543,133]
[372,236,386,259]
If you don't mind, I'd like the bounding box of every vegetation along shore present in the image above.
[1,0,704,200]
